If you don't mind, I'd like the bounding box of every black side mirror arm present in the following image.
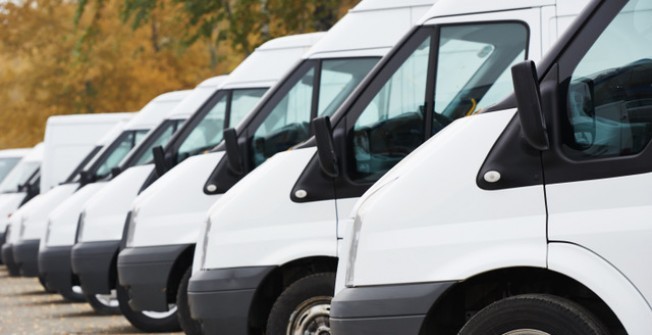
[152,146,168,177]
[312,116,339,178]
[111,167,122,178]
[79,170,93,186]
[512,60,549,151]
[224,128,244,175]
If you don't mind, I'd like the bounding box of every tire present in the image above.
[266,272,335,335]
[86,291,120,315]
[176,267,202,335]
[59,285,86,303]
[459,294,610,335]
[117,284,181,332]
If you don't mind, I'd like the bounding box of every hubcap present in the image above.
[287,296,331,335]
[503,330,551,335]
[95,289,119,308]
[142,304,177,319]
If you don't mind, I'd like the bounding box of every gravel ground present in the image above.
[0,267,182,335]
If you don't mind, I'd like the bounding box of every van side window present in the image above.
[562,1,652,159]
[352,36,431,182]
[177,93,228,161]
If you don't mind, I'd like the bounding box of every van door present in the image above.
[544,0,652,306]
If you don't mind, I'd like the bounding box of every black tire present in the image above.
[59,285,86,303]
[266,272,335,335]
[38,274,56,294]
[459,294,610,335]
[86,293,120,315]
[177,267,202,335]
[117,284,181,333]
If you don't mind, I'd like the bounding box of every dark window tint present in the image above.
[562,1,652,159]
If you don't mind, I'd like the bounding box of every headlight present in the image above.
[199,217,213,271]
[345,216,363,287]
[125,209,138,247]
[75,211,86,243]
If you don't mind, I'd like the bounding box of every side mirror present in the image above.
[224,128,244,175]
[152,146,168,177]
[79,170,93,185]
[312,116,339,178]
[512,60,549,150]
[111,167,122,178]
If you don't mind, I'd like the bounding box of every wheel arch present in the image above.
[247,256,338,333]
[420,264,629,335]
[164,244,195,304]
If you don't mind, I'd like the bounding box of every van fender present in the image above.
[548,242,652,335]
[257,237,336,267]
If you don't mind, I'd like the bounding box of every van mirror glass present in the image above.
[512,60,549,150]
[224,128,244,175]
[312,116,339,178]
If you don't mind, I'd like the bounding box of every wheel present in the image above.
[38,274,56,294]
[59,285,86,303]
[266,272,335,335]
[86,290,120,315]
[459,294,610,335]
[176,267,202,335]
[117,284,181,332]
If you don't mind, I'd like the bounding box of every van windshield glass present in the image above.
[251,58,378,167]
[132,119,185,166]
[0,157,21,185]
[92,130,149,179]
[0,161,39,193]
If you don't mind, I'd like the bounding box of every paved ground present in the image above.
[0,267,182,335]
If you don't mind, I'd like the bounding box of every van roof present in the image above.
[46,112,134,126]
[420,0,555,23]
[197,75,229,89]
[221,33,324,90]
[305,0,436,59]
[124,90,190,130]
[0,148,31,158]
[20,143,44,162]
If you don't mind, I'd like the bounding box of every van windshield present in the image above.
[0,157,20,185]
[76,130,149,181]
[251,57,379,167]
[0,161,39,193]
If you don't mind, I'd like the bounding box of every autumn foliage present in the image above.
[0,0,356,149]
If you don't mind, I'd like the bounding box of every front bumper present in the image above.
[117,244,190,312]
[330,281,455,334]
[71,241,120,295]
[1,243,20,276]
[38,245,74,294]
[188,266,275,335]
[13,239,40,277]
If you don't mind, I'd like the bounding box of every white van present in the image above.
[37,90,189,308]
[332,0,652,334]
[189,0,593,334]
[1,113,131,276]
[74,33,321,333]
[117,1,433,334]
[10,91,180,279]
[0,147,35,251]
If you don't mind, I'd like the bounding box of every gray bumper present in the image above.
[71,240,120,295]
[1,243,20,276]
[187,266,275,335]
[13,239,40,277]
[38,245,75,294]
[330,281,455,335]
[117,244,190,312]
